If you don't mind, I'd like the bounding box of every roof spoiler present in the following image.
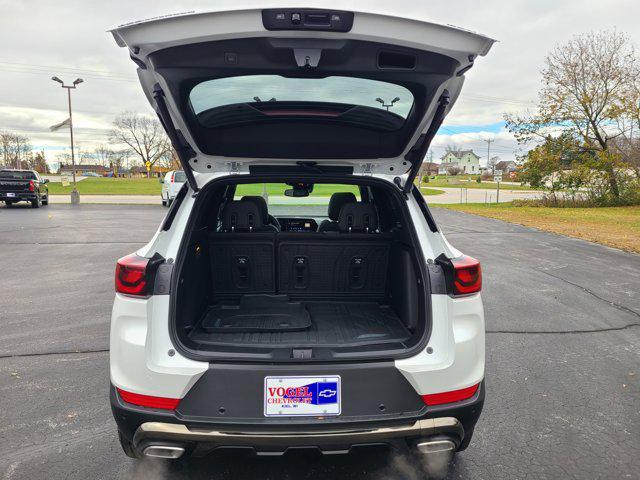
[153,84,199,193]
[402,90,450,195]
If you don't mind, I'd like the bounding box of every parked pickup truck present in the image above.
[0,169,49,208]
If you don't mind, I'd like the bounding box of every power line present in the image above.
[0,60,134,80]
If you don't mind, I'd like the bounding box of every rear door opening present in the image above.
[170,176,430,362]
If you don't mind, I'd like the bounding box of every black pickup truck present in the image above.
[0,169,49,208]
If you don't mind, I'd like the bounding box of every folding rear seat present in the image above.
[208,201,276,299]
[277,202,392,300]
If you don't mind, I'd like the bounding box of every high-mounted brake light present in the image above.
[28,180,35,192]
[451,255,482,295]
[117,387,180,410]
[421,383,479,406]
[115,253,149,296]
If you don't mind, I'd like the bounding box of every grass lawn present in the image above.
[439,203,640,253]
[234,184,445,196]
[421,177,538,191]
[48,177,162,195]
[418,188,445,196]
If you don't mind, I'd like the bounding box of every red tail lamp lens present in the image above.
[29,180,35,191]
[421,383,480,406]
[452,255,482,295]
[117,388,180,410]
[115,253,148,296]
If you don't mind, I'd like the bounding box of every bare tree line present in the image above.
[1,111,179,175]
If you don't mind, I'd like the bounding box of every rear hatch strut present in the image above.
[402,90,450,195]
[153,84,199,193]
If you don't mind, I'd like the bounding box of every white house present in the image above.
[439,150,481,174]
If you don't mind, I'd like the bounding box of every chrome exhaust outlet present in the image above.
[416,439,456,455]
[142,445,185,459]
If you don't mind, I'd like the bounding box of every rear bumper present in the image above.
[110,380,484,456]
[1,193,37,201]
[134,417,462,456]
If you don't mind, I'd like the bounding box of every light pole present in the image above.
[52,76,83,204]
[375,96,400,111]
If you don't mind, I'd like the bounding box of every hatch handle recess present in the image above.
[402,90,451,195]
[294,48,322,68]
[153,84,199,193]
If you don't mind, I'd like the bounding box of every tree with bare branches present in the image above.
[506,30,640,202]
[0,131,33,169]
[109,112,171,177]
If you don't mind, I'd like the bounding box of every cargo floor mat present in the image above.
[201,294,311,332]
[192,301,411,347]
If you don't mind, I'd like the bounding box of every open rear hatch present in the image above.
[110,7,495,188]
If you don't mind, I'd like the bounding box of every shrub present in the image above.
[476,175,482,183]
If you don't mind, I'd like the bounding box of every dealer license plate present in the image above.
[264,376,341,417]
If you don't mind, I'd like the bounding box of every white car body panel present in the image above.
[110,294,208,399]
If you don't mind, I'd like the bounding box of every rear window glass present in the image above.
[0,170,36,180]
[190,75,413,118]
[173,171,186,183]
[234,183,360,214]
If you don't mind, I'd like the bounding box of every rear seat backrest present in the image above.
[338,202,379,233]
[221,200,264,232]
[318,192,357,232]
[277,233,391,298]
[210,200,389,301]
[210,201,275,298]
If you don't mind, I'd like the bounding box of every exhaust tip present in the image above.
[416,439,456,455]
[143,445,185,459]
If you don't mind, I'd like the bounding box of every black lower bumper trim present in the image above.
[110,379,484,455]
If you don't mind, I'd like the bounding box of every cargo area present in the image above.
[172,178,428,361]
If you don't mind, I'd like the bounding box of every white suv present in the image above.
[109,7,492,465]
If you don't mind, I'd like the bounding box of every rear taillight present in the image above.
[28,180,34,191]
[115,253,149,296]
[451,255,482,295]
[170,172,175,183]
[421,383,479,406]
[116,387,180,410]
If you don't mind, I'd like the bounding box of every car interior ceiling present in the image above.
[174,179,426,356]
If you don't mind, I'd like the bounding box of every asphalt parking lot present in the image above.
[1,203,638,479]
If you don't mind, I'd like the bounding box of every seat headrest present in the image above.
[241,196,269,223]
[328,192,357,221]
[338,202,379,232]
[221,200,264,232]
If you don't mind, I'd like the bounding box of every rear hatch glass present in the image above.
[190,75,414,127]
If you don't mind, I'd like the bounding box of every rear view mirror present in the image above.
[285,182,314,197]
[285,188,309,197]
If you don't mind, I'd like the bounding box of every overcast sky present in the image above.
[1,0,639,167]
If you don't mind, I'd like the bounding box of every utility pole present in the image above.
[484,138,494,173]
[51,76,83,204]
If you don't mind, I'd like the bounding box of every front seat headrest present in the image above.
[241,196,269,223]
[338,202,379,233]
[328,192,357,221]
[221,200,264,232]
